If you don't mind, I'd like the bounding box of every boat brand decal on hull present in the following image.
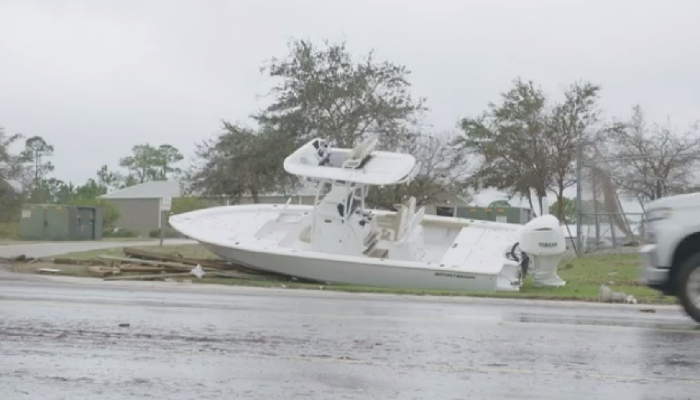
[434,272,476,279]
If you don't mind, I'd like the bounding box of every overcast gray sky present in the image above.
[1,0,699,207]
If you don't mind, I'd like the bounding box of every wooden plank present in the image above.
[104,272,193,281]
[122,247,229,269]
[98,255,213,272]
[119,266,166,273]
[121,247,303,280]
[88,266,120,277]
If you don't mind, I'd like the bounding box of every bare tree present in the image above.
[20,136,54,199]
[605,105,700,206]
[366,131,472,209]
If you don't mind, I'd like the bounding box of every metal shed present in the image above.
[99,180,181,236]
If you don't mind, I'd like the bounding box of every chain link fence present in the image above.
[575,146,645,255]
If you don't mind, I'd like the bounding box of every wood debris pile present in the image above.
[88,247,300,282]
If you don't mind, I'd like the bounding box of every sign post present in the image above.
[160,196,172,247]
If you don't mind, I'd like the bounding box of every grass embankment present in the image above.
[16,243,672,304]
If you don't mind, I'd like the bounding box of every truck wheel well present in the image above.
[671,233,700,289]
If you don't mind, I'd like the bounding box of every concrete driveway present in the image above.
[0,239,196,259]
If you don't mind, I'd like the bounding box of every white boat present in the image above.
[170,137,568,292]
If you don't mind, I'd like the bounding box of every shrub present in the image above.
[0,222,19,240]
[149,227,184,239]
[170,197,209,216]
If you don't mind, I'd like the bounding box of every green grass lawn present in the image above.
[48,244,670,304]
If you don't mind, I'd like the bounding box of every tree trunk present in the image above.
[556,189,565,223]
[527,193,538,218]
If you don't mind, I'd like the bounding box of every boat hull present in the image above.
[200,241,518,292]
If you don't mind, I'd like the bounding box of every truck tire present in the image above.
[677,252,700,324]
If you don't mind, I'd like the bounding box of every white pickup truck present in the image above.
[639,193,700,323]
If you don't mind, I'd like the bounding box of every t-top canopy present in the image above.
[283,138,418,186]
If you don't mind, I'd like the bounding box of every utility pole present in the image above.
[575,133,584,257]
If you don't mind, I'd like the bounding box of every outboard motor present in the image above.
[518,214,567,287]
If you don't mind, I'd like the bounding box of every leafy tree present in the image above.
[544,81,602,222]
[187,39,427,201]
[40,178,73,204]
[186,123,285,203]
[256,39,426,148]
[603,105,700,205]
[457,78,602,221]
[96,165,123,192]
[154,144,184,179]
[119,144,161,183]
[119,144,184,184]
[549,197,576,223]
[0,126,25,222]
[73,178,108,199]
[457,78,549,215]
[122,174,139,188]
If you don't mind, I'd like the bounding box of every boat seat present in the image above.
[299,225,312,243]
[391,205,408,241]
[391,196,417,241]
[342,137,377,169]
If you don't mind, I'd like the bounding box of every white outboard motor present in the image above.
[518,214,567,287]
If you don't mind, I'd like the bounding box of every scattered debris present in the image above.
[123,247,240,270]
[87,266,120,278]
[98,255,203,272]
[1,255,38,263]
[640,308,657,313]
[191,265,205,279]
[6,246,316,284]
[598,284,638,304]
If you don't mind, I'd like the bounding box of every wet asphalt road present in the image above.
[1,270,699,400]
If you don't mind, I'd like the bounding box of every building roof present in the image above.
[99,180,182,199]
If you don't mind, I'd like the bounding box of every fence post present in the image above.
[575,134,584,257]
